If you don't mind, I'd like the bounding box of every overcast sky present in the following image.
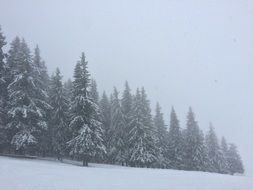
[1,0,253,175]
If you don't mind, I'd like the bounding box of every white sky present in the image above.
[1,0,253,175]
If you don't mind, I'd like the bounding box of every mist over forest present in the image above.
[0,1,252,190]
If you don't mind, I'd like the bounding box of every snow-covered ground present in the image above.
[0,156,252,190]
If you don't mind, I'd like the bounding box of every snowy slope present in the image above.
[0,156,252,190]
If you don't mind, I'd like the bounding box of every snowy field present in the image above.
[0,156,252,190]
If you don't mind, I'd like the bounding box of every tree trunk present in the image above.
[82,157,89,167]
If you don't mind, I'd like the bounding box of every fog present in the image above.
[1,0,253,174]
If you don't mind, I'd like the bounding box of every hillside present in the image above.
[0,156,252,190]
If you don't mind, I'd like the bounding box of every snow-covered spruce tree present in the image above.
[226,143,244,175]
[167,107,184,169]
[205,124,228,174]
[128,88,158,167]
[0,26,8,152]
[221,136,229,172]
[7,38,49,154]
[5,37,21,150]
[108,87,126,165]
[32,45,51,156]
[90,79,99,104]
[197,129,209,171]
[121,81,133,165]
[68,53,105,166]
[153,102,168,168]
[184,107,208,171]
[48,68,69,160]
[99,91,112,162]
[142,88,160,168]
[141,87,159,163]
[90,79,105,162]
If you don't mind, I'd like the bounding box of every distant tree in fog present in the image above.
[227,143,244,174]
[205,124,228,173]
[167,107,184,169]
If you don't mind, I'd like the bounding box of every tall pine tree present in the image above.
[153,103,168,168]
[226,143,244,175]
[167,107,183,169]
[49,68,69,160]
[32,45,51,156]
[108,87,126,164]
[184,107,207,171]
[205,124,227,173]
[221,136,229,173]
[68,53,105,166]
[121,81,133,165]
[128,88,157,167]
[99,91,112,162]
[7,38,49,154]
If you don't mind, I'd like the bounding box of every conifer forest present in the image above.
[0,25,244,175]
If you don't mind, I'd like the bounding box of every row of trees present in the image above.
[0,26,244,174]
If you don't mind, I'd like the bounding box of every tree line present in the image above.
[0,26,244,174]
